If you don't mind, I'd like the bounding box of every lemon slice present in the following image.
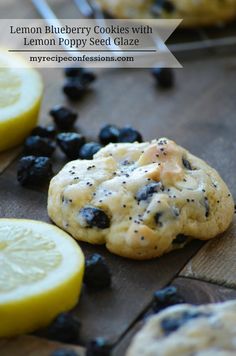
[0,49,43,152]
[0,219,84,337]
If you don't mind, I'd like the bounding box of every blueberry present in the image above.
[80,207,110,229]
[64,67,85,77]
[161,311,209,335]
[172,234,188,245]
[57,132,86,159]
[45,313,80,343]
[152,68,174,89]
[99,124,120,145]
[17,156,53,186]
[161,0,175,12]
[80,71,96,86]
[118,127,143,143]
[136,182,163,202]
[50,106,78,130]
[24,136,56,157]
[79,142,102,160]
[31,125,56,138]
[151,0,175,15]
[86,337,112,356]
[84,254,111,290]
[182,158,192,170]
[152,286,184,313]
[65,67,96,85]
[63,79,86,101]
[51,349,78,356]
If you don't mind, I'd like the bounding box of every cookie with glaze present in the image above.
[127,300,236,355]
[47,138,234,260]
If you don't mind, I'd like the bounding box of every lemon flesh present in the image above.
[0,50,43,152]
[0,219,84,337]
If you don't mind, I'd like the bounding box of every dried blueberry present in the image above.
[64,67,85,77]
[152,68,174,89]
[57,132,86,159]
[45,313,80,343]
[172,234,188,244]
[86,337,112,356]
[80,71,96,86]
[50,106,78,131]
[151,0,175,15]
[24,136,56,157]
[136,182,163,201]
[118,127,143,143]
[17,156,53,186]
[84,254,111,290]
[63,79,86,101]
[99,124,120,145]
[31,125,56,138]
[161,311,209,335]
[65,67,96,85]
[152,286,184,313]
[80,207,110,229]
[79,142,102,160]
[51,349,78,356]
[182,158,192,170]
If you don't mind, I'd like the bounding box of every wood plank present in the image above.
[0,147,21,175]
[180,217,236,288]
[0,335,84,356]
[172,277,236,303]
[113,277,236,355]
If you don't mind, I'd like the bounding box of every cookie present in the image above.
[127,300,236,355]
[47,138,234,260]
[96,0,236,27]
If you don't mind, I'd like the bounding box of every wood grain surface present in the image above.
[0,0,236,355]
[180,218,236,288]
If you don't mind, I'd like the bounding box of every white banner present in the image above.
[0,19,182,68]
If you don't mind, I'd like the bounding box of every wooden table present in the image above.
[0,1,236,355]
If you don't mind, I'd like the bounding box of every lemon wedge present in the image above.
[0,50,43,152]
[0,219,84,337]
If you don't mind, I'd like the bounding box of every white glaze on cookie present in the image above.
[48,138,234,260]
[127,301,236,355]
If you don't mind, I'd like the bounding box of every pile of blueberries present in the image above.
[17,106,143,187]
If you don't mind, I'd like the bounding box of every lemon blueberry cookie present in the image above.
[96,0,236,27]
[47,138,234,260]
[127,300,236,355]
